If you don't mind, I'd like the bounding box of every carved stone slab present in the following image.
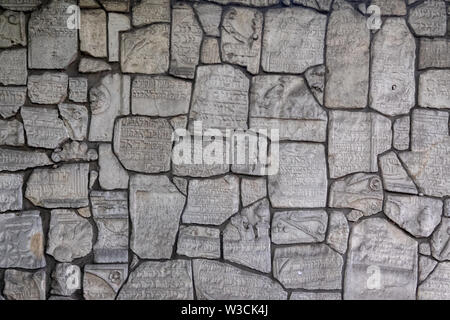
[83,264,128,300]
[409,0,447,36]
[241,177,266,207]
[0,10,26,47]
[193,259,287,300]
[132,0,170,27]
[326,211,349,255]
[0,119,24,146]
[393,116,410,151]
[201,37,221,64]
[98,144,129,190]
[27,72,68,104]
[194,2,222,36]
[419,38,450,69]
[177,225,221,259]
[0,86,26,118]
[305,65,325,105]
[344,218,418,300]
[3,269,46,300]
[371,0,406,15]
[0,48,27,85]
[379,152,418,194]
[431,217,450,261]
[79,57,112,73]
[58,103,89,141]
[51,263,81,296]
[108,13,130,62]
[0,173,22,212]
[68,78,88,103]
[418,262,450,300]
[80,9,107,58]
[419,70,450,109]
[0,0,42,11]
[419,255,437,282]
[0,148,52,172]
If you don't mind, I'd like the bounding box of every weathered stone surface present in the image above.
[419,70,450,109]
[419,256,438,282]
[80,0,101,8]
[52,142,97,163]
[132,76,191,116]
[305,65,325,105]
[83,264,128,300]
[0,211,45,269]
[0,48,27,85]
[201,37,221,64]
[177,226,221,259]
[419,38,450,69]
[418,262,450,299]
[114,117,172,173]
[0,119,24,146]
[269,143,327,208]
[327,211,349,254]
[325,0,370,109]
[68,78,88,103]
[241,178,266,207]
[121,24,169,74]
[132,0,170,27]
[98,144,129,190]
[344,218,418,300]
[379,152,418,194]
[346,210,364,223]
[370,18,416,116]
[58,103,89,141]
[223,199,271,273]
[0,148,52,171]
[420,242,432,255]
[290,292,341,300]
[80,9,107,57]
[0,173,22,212]
[273,244,343,290]
[130,175,185,259]
[445,199,450,217]
[0,0,42,11]
[372,0,407,15]
[194,2,221,36]
[288,0,332,10]
[183,175,239,225]
[89,73,130,142]
[329,173,384,217]
[262,7,326,73]
[27,73,68,104]
[28,0,78,69]
[21,107,69,149]
[173,176,187,195]
[79,57,112,73]
[409,0,447,36]
[431,218,450,261]
[26,164,89,208]
[51,263,81,296]
[411,106,448,151]
[193,259,287,300]
[206,0,279,6]
[189,65,249,131]
[0,86,26,118]
[393,116,410,151]
[118,260,193,300]
[108,13,130,62]
[89,170,98,189]
[99,0,129,12]
[3,269,45,300]
[328,111,392,178]
[0,10,26,47]
[249,76,327,142]
[272,210,328,245]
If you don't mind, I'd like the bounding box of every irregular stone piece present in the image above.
[118,260,193,300]
[379,152,418,194]
[328,111,392,178]
[420,242,432,256]
[272,210,328,244]
[132,76,191,116]
[201,37,221,64]
[431,218,450,261]
[325,0,370,109]
[329,173,384,217]
[326,211,349,254]
[419,256,438,282]
[205,0,279,6]
[250,75,327,142]
[344,218,418,300]
[28,0,78,69]
[0,211,45,269]
[288,0,332,11]
[445,200,450,217]
[262,7,326,73]
[371,0,407,15]
[183,175,240,225]
[0,119,24,146]
[108,13,130,62]
[419,38,450,69]
[51,263,81,296]
[121,24,170,74]
[80,9,107,57]
[89,73,130,142]
[418,262,450,299]
[83,264,128,300]
[89,170,98,189]
[91,191,128,263]
[409,0,447,36]
[0,86,26,118]
[114,117,172,173]
[58,103,89,141]
[221,7,262,74]
[370,18,416,116]
[68,78,88,103]
[26,164,89,208]
[419,70,450,109]
[98,144,129,190]
[52,141,98,162]
[269,143,327,208]
[0,173,22,212]
[241,178,266,207]
[194,2,222,36]
[177,226,221,259]
[79,57,112,73]
[80,0,101,8]
[132,0,170,27]
[393,116,410,151]
[290,292,341,300]
[305,65,325,105]
[27,73,68,104]
[47,209,93,262]
[346,210,364,223]
[273,244,343,290]
[130,175,185,259]
[193,259,287,300]
[223,199,271,273]
[0,148,52,172]
[413,107,446,146]
[0,10,26,47]
[173,177,187,195]
[0,0,42,11]
[0,48,27,85]
[3,269,45,300]
[98,0,129,12]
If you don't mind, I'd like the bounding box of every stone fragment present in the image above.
[89,73,130,142]
[290,292,341,300]
[326,211,349,254]
[98,0,130,12]
[51,141,97,163]
[0,173,22,212]
[419,38,450,69]
[223,199,271,273]
[121,24,170,74]
[262,7,326,73]
[371,0,407,15]
[132,0,170,27]
[28,0,78,69]
[379,152,418,194]
[445,199,450,217]
[409,0,447,36]
[0,48,27,85]
[346,210,364,223]
[418,262,450,299]
[51,263,81,296]
[205,0,279,5]
[393,116,410,151]
[183,175,240,225]
[431,218,450,261]
[344,218,418,300]
[241,178,266,207]
[419,256,438,282]
[420,242,432,256]
[80,0,100,8]
[273,244,343,290]
[0,0,41,11]
[173,177,187,195]
[26,164,89,208]
[108,13,130,62]
[288,0,332,10]
[0,148,52,172]
[68,78,88,103]
[0,86,26,118]
[269,143,327,208]
[305,65,325,105]
[130,175,185,259]
[325,0,370,109]
[0,10,26,47]
[177,226,221,259]
[80,9,107,57]
[0,211,45,269]
[3,269,45,300]
[201,37,221,64]
[0,119,24,146]
[98,144,129,190]
[132,76,191,116]
[370,18,416,116]
[79,57,112,73]
[419,70,450,109]
[27,73,68,104]
[89,170,97,189]
[194,2,222,36]
[193,259,287,300]
[170,115,188,131]
[58,103,89,141]
[328,111,392,178]
[83,264,128,300]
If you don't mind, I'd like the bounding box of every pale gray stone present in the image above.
[78,207,91,218]
[173,177,187,195]
[328,111,392,178]
[346,210,364,223]
[194,2,222,37]
[420,242,432,256]
[79,57,112,73]
[51,263,81,296]
[26,164,89,208]
[370,18,416,116]
[379,152,418,194]
[89,170,98,189]
[371,0,407,15]
[0,10,26,47]
[273,244,343,290]
[326,211,349,254]
[0,148,52,172]
[412,105,448,149]
[305,65,325,105]
[108,13,130,62]
[51,141,98,162]
[230,130,270,176]
[289,0,332,11]
[58,103,89,141]
[344,218,418,300]
[83,264,128,300]
[262,7,326,73]
[0,0,42,11]
[269,143,327,208]
[290,292,341,300]
[201,37,221,64]
[98,0,129,12]
[4,269,46,300]
[27,72,68,104]
[409,0,447,36]
[241,178,266,207]
[0,173,22,212]
[80,9,107,58]
[98,144,129,190]
[0,211,45,269]
[205,0,279,5]
[177,225,221,259]
[419,38,450,69]
[0,119,24,146]
[130,175,185,259]
[183,175,240,225]
[419,256,438,282]
[193,259,287,300]
[431,218,450,261]
[418,262,450,299]
[0,86,26,118]
[118,260,193,300]
[68,78,88,103]
[169,115,188,131]
[419,70,450,109]
[132,0,170,27]
[0,48,27,85]
[445,199,450,217]
[393,116,410,151]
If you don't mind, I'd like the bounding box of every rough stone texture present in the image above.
[371,0,407,16]
[79,58,112,73]
[0,173,23,212]
[0,148,52,171]
[177,225,221,259]
[0,48,27,85]
[379,152,418,194]
[0,10,26,47]
[419,70,450,109]
[194,2,222,36]
[108,13,131,62]
[419,256,438,282]
[0,119,24,146]
[419,38,450,69]
[27,73,68,104]
[132,0,170,27]
[83,264,128,300]
[431,218,450,261]
[409,0,447,36]
[3,269,46,300]
[241,177,266,207]
[0,0,42,11]
[68,78,88,103]
[326,211,349,255]
[418,262,450,299]
[98,144,129,190]
[80,9,107,58]
[51,263,81,296]
[58,103,89,141]
[0,86,27,118]
[393,116,410,151]
[201,37,221,64]
[290,292,341,300]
